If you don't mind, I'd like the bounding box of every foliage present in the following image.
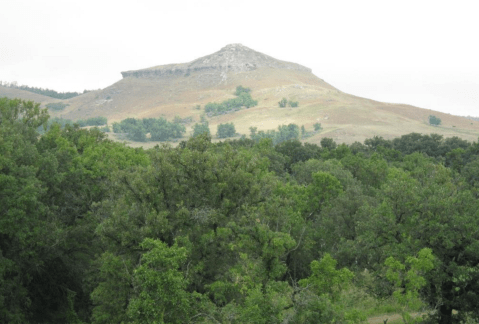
[46,102,69,111]
[205,86,258,116]
[234,85,251,96]
[429,115,442,126]
[314,122,322,131]
[3,96,479,323]
[217,122,236,138]
[278,97,287,107]
[113,117,186,142]
[385,248,435,323]
[76,116,108,127]
[127,239,194,323]
[288,100,299,107]
[192,121,210,137]
[250,123,301,145]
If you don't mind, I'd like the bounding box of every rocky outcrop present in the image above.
[121,44,312,79]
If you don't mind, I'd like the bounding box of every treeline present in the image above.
[0,81,90,99]
[2,96,479,323]
[112,117,186,142]
[38,116,108,133]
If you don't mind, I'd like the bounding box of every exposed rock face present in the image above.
[121,44,312,79]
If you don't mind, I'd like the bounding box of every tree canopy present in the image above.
[2,96,479,323]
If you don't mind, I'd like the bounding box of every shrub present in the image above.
[217,123,236,138]
[314,123,322,131]
[278,98,288,108]
[288,100,299,107]
[429,115,441,126]
[193,122,210,137]
[76,116,108,127]
[99,125,110,132]
[46,102,69,111]
[235,85,251,96]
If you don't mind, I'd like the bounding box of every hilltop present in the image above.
[2,44,478,145]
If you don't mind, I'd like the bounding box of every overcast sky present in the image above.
[1,0,478,116]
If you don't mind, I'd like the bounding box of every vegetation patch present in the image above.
[76,116,108,127]
[204,86,258,116]
[46,102,69,111]
[217,122,236,138]
[113,116,186,142]
[428,115,441,126]
[278,97,299,108]
[3,96,479,323]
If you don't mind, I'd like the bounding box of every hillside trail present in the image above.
[367,312,423,324]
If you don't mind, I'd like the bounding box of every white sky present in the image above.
[1,0,478,116]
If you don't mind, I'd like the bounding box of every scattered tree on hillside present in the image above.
[192,121,210,137]
[288,100,299,107]
[234,85,251,96]
[278,98,288,108]
[217,123,236,138]
[429,115,441,126]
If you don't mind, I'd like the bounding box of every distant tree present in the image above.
[320,137,337,150]
[235,85,251,96]
[314,123,322,131]
[192,122,210,137]
[288,100,299,107]
[112,122,122,133]
[278,98,288,108]
[46,102,69,111]
[129,124,147,142]
[217,123,236,138]
[429,115,442,126]
[301,125,306,137]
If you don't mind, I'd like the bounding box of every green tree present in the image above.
[217,122,236,138]
[192,121,210,137]
[385,248,435,323]
[127,239,194,324]
[288,100,299,107]
[278,98,287,108]
[429,115,441,126]
[235,85,251,96]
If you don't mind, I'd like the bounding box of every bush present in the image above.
[235,85,251,96]
[288,100,299,107]
[204,91,258,117]
[46,102,69,111]
[99,125,110,132]
[429,115,441,126]
[314,123,322,131]
[250,123,301,145]
[112,117,186,142]
[76,116,108,127]
[217,123,236,138]
[278,98,288,108]
[193,122,210,137]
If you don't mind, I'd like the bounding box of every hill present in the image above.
[2,44,478,145]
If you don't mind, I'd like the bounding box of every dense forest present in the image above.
[2,97,479,323]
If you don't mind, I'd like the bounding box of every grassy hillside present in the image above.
[3,66,478,146]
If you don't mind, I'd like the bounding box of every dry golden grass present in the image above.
[3,67,479,146]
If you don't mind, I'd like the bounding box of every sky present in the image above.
[1,0,478,117]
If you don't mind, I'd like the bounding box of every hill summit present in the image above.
[121,44,311,80]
